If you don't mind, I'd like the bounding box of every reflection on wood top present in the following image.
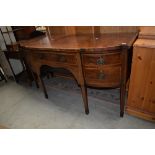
[19,33,138,52]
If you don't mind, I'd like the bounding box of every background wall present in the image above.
[47,26,139,36]
[99,26,139,33]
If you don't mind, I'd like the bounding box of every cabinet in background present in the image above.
[126,38,155,122]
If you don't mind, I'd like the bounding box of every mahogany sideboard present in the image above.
[19,33,137,117]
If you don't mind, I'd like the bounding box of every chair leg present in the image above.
[0,70,7,82]
[7,58,18,83]
[81,85,89,114]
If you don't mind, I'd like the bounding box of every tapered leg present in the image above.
[81,85,89,114]
[38,75,48,99]
[120,45,128,117]
[30,70,39,88]
[120,84,126,117]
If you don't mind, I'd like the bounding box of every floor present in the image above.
[0,79,154,129]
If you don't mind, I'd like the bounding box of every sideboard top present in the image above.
[19,33,138,52]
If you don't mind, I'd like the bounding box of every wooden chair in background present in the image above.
[0,64,7,82]
[0,26,40,85]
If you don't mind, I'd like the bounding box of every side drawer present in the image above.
[82,52,121,67]
[83,66,121,87]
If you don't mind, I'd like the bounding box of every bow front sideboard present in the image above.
[19,33,138,117]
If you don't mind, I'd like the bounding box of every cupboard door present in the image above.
[142,50,155,114]
[127,46,155,122]
[127,47,153,110]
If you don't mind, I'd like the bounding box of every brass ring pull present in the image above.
[96,57,104,65]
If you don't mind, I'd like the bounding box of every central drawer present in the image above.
[82,52,121,67]
[31,52,77,65]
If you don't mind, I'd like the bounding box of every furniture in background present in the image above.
[0,64,7,82]
[0,26,34,82]
[11,26,36,40]
[126,27,155,122]
[20,28,138,116]
[4,43,26,83]
[0,26,45,84]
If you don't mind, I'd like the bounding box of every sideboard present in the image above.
[19,32,138,117]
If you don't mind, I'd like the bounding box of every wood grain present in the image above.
[126,39,155,122]
[19,33,137,50]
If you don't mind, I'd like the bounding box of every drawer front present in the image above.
[82,52,121,67]
[32,52,77,65]
[84,66,121,87]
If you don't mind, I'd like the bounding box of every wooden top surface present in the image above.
[19,33,138,52]
[139,26,155,39]
[134,39,155,48]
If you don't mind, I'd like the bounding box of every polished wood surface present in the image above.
[20,32,138,116]
[19,33,137,50]
[126,38,155,122]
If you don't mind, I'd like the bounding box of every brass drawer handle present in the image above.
[58,55,66,62]
[98,72,105,80]
[96,57,104,65]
